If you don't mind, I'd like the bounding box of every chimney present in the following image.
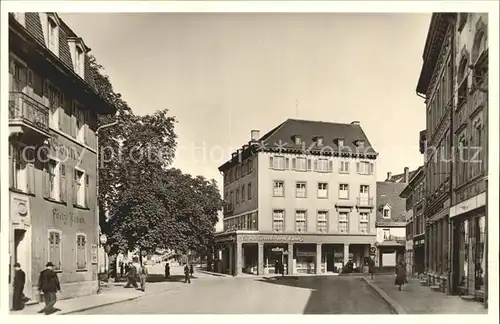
[386,172,392,181]
[351,121,360,125]
[403,167,409,183]
[251,130,260,141]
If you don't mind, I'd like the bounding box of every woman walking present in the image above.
[395,261,407,291]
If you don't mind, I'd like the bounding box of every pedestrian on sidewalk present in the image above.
[120,262,124,279]
[124,262,138,289]
[139,264,148,292]
[395,261,407,291]
[11,262,26,311]
[189,264,194,278]
[37,262,61,315]
[184,264,191,284]
[164,263,170,279]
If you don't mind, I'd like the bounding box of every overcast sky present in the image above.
[59,13,431,230]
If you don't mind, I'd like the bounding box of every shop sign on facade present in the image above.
[241,235,304,242]
[296,252,315,257]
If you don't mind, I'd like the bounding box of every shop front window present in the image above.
[475,216,485,291]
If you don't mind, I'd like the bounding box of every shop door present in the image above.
[326,252,334,272]
[13,229,32,299]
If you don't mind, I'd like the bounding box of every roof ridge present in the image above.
[286,118,362,126]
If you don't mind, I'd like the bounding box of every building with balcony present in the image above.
[8,12,115,301]
[449,13,488,304]
[416,12,454,293]
[374,168,414,271]
[215,119,378,276]
[400,166,426,278]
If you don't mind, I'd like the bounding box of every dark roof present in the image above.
[218,118,378,171]
[376,181,408,223]
[11,12,112,113]
[400,166,425,198]
[386,169,418,183]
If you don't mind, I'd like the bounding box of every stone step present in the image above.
[430,285,440,291]
[460,295,476,302]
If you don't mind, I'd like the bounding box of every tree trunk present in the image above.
[139,249,143,266]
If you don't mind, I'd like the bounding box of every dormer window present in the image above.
[355,140,365,148]
[292,135,302,145]
[47,18,58,54]
[75,45,85,77]
[314,136,324,146]
[336,138,344,147]
[383,205,391,219]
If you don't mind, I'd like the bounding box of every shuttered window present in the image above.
[76,234,87,270]
[48,231,62,271]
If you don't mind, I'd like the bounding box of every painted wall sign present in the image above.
[241,235,304,242]
[296,252,316,257]
[52,208,86,227]
[91,244,98,264]
[48,136,86,163]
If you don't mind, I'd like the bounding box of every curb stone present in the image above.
[362,277,407,314]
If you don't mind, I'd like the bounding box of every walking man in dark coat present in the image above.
[184,264,191,284]
[189,264,194,278]
[164,263,170,279]
[124,262,138,288]
[12,262,26,311]
[38,262,61,315]
[395,261,407,291]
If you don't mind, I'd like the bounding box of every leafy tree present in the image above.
[90,57,222,258]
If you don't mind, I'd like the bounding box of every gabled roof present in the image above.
[386,169,418,183]
[376,181,407,223]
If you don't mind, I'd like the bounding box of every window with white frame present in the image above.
[360,185,370,195]
[295,210,307,232]
[273,181,284,197]
[383,206,391,219]
[48,230,62,271]
[9,144,29,192]
[295,157,307,171]
[339,161,350,173]
[272,209,285,232]
[317,158,329,172]
[47,160,60,200]
[317,211,328,232]
[318,182,328,198]
[75,45,84,77]
[76,234,87,271]
[270,156,285,170]
[383,229,390,240]
[359,212,369,233]
[47,18,58,53]
[338,212,349,233]
[296,182,307,198]
[73,102,86,143]
[357,161,374,175]
[47,83,63,130]
[339,184,349,199]
[74,169,85,206]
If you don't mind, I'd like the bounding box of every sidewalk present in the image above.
[363,276,488,314]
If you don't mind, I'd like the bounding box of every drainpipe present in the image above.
[95,121,119,294]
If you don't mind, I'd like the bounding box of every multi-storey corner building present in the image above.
[215,119,378,276]
[416,12,454,293]
[8,13,114,300]
[374,168,414,271]
[416,13,488,306]
[400,166,426,278]
[449,13,488,304]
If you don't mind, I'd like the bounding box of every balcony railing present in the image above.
[356,197,374,207]
[386,235,406,242]
[9,92,50,133]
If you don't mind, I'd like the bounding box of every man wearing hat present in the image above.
[11,262,26,311]
[37,262,61,315]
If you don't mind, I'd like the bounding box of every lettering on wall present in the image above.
[48,136,86,164]
[52,208,85,227]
